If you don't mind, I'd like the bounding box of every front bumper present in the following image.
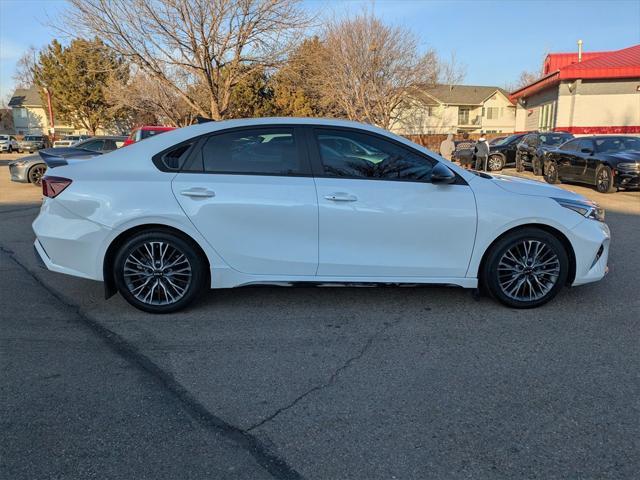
[0,144,10,152]
[570,218,611,286]
[615,168,640,189]
[8,162,29,182]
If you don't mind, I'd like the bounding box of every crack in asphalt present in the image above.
[246,320,398,432]
[0,245,303,480]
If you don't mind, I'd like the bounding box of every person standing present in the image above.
[475,133,490,171]
[454,132,474,169]
[439,133,455,161]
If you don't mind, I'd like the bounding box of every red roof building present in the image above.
[511,44,640,134]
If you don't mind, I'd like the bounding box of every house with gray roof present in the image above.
[9,86,79,136]
[391,84,516,135]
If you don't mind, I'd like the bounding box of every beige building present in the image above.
[392,84,516,135]
[511,44,640,135]
[8,86,89,137]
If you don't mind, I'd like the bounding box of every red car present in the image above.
[123,125,176,146]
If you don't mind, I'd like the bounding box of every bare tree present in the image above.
[319,11,440,129]
[64,0,310,120]
[436,51,467,86]
[13,46,38,88]
[107,69,196,127]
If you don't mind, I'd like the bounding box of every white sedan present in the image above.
[33,118,610,313]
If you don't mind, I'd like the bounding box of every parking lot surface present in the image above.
[1,152,639,479]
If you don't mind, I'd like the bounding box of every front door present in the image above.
[172,126,318,276]
[308,127,477,278]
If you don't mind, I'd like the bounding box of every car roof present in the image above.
[136,126,176,131]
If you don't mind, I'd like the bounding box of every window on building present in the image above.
[485,107,500,119]
[538,102,557,131]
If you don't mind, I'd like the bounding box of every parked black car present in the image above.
[516,132,574,175]
[486,133,526,171]
[543,135,640,193]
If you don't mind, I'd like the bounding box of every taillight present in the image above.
[42,176,72,198]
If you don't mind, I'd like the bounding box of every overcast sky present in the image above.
[1,0,639,102]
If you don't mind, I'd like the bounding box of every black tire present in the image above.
[595,165,616,194]
[487,154,505,171]
[482,228,569,309]
[28,163,47,186]
[113,230,207,313]
[516,155,525,172]
[532,157,543,176]
[543,161,560,184]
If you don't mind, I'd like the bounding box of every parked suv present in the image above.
[487,133,526,171]
[53,135,90,148]
[516,132,574,175]
[18,135,46,153]
[0,135,20,153]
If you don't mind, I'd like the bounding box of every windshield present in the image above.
[539,134,572,146]
[493,134,521,146]
[595,136,640,153]
[0,135,8,140]
[25,136,43,141]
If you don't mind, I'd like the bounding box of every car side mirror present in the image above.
[431,163,456,185]
[581,148,593,154]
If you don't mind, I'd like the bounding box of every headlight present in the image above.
[617,162,639,170]
[553,197,605,222]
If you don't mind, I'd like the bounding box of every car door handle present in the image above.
[180,188,215,198]
[324,193,357,202]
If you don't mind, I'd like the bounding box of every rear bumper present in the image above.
[32,199,112,281]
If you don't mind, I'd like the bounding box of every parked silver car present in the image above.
[9,136,126,186]
[0,135,20,153]
[18,135,46,153]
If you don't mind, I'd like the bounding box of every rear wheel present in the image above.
[543,161,560,184]
[488,154,504,171]
[595,165,616,193]
[113,231,207,313]
[482,228,568,308]
[28,164,47,185]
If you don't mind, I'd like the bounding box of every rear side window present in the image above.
[201,128,304,175]
[314,128,435,182]
[154,143,194,171]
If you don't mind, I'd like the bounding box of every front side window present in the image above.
[577,139,594,152]
[315,129,435,182]
[202,128,303,175]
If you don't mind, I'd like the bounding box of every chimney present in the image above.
[578,39,583,62]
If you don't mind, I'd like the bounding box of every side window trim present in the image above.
[304,125,466,185]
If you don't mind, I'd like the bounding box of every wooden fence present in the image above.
[404,133,507,153]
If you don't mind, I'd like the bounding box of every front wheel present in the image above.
[515,155,525,172]
[488,154,504,171]
[543,161,560,184]
[595,165,616,193]
[482,228,569,308]
[113,231,207,313]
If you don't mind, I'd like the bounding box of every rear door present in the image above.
[555,139,579,179]
[308,127,476,278]
[171,126,319,276]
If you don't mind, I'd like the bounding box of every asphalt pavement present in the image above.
[1,154,639,479]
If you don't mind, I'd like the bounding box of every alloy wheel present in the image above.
[488,155,503,171]
[29,165,47,185]
[597,168,611,191]
[497,240,560,301]
[123,241,192,306]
